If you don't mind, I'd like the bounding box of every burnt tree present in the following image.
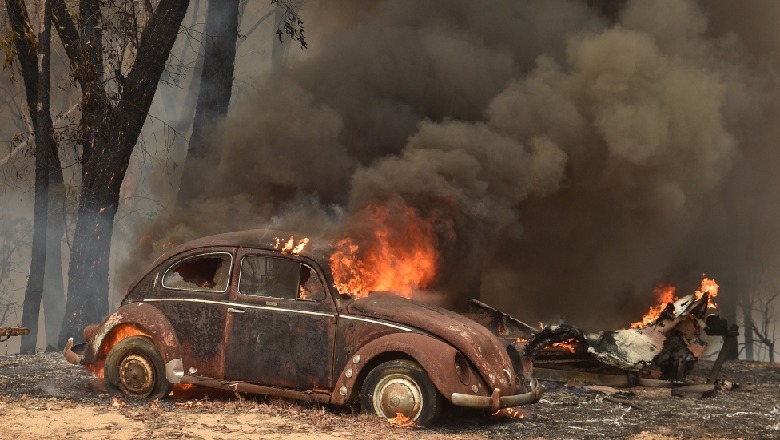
[52,0,191,347]
[176,0,241,207]
[42,168,66,349]
[177,0,306,207]
[5,0,57,353]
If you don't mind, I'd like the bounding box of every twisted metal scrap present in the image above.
[0,327,30,342]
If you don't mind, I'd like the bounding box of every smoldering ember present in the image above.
[1,1,779,439]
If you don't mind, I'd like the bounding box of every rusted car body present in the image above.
[65,229,542,424]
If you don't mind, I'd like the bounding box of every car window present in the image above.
[162,252,232,293]
[240,256,325,301]
[299,265,326,301]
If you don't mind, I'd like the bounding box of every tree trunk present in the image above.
[56,0,191,346]
[20,0,53,354]
[58,167,118,346]
[42,163,66,349]
[741,299,754,361]
[176,0,240,207]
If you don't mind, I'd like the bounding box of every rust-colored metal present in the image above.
[0,327,29,341]
[81,303,182,367]
[470,294,721,385]
[222,248,337,391]
[465,300,537,339]
[146,297,226,379]
[330,332,486,406]
[179,376,332,404]
[348,294,517,394]
[63,338,82,364]
[67,227,535,418]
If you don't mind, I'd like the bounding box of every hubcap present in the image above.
[372,373,423,420]
[118,354,155,396]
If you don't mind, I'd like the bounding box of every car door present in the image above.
[143,248,234,379]
[224,249,337,390]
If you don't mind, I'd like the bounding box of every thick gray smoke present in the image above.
[130,0,780,330]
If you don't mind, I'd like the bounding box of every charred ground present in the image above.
[0,352,777,439]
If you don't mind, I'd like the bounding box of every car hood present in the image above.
[347,294,515,392]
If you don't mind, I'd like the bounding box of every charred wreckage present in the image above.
[64,229,542,425]
[467,284,735,389]
[63,228,731,424]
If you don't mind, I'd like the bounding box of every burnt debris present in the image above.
[468,295,733,386]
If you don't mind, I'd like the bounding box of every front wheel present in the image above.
[360,359,442,426]
[104,336,171,400]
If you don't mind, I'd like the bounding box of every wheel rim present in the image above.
[372,373,423,420]
[118,353,155,396]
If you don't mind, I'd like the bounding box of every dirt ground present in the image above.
[0,352,778,440]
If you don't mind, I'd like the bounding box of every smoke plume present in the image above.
[128,0,780,330]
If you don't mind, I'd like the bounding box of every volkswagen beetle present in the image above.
[65,229,542,425]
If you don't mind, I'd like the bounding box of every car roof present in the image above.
[122,228,337,301]
[155,228,334,263]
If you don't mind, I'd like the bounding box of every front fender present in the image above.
[81,302,183,380]
[330,332,488,405]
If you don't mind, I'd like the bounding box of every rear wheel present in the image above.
[104,336,171,400]
[360,359,442,426]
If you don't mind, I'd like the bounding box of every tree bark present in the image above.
[55,0,191,347]
[59,167,119,346]
[42,165,66,349]
[14,0,53,354]
[176,0,240,207]
[741,298,754,361]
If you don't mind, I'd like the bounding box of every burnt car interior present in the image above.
[239,255,325,301]
[162,253,231,292]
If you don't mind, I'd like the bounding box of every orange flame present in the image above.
[631,276,719,328]
[550,338,579,353]
[493,407,525,419]
[388,412,416,428]
[631,284,677,329]
[169,383,199,398]
[329,202,441,298]
[695,277,719,308]
[88,325,150,379]
[273,236,309,255]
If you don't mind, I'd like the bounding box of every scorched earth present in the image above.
[0,351,778,439]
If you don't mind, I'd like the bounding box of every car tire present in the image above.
[104,336,172,400]
[360,359,442,426]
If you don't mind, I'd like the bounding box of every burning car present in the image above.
[467,278,727,387]
[64,229,543,425]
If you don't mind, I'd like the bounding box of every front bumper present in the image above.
[451,378,544,411]
[63,338,86,365]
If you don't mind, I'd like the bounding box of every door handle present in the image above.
[228,307,245,314]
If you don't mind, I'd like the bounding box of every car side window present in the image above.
[162,252,232,292]
[240,255,325,301]
[299,265,326,301]
[240,255,299,299]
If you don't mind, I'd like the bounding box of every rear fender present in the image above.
[83,302,184,382]
[330,332,487,405]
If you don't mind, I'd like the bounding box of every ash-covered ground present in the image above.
[0,351,778,439]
